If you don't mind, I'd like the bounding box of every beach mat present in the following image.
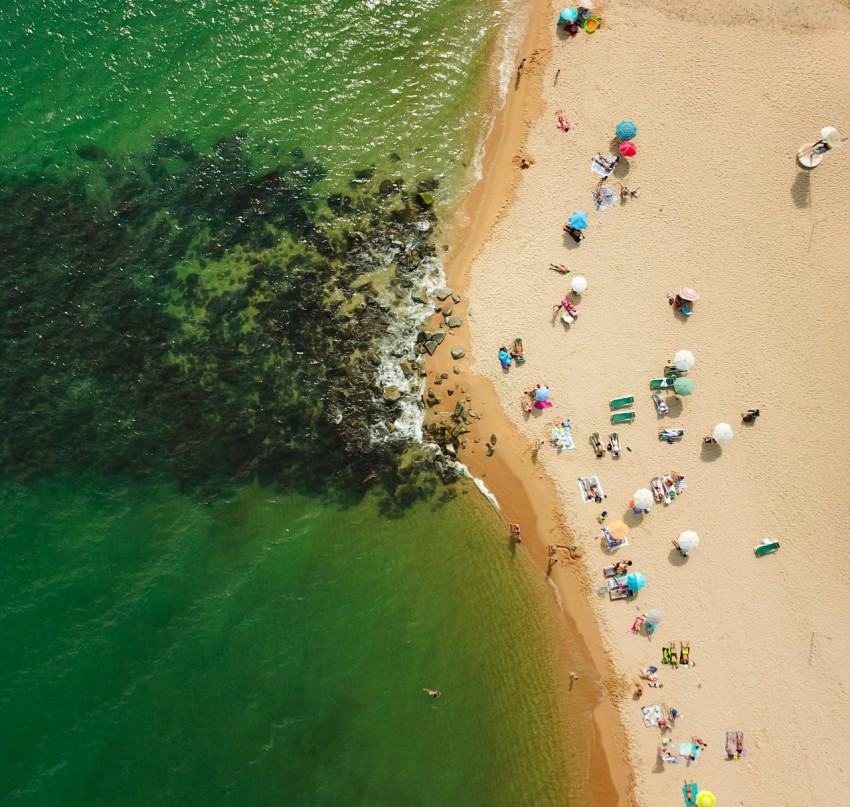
[591,154,617,177]
[679,742,702,760]
[641,703,663,727]
[578,475,605,503]
[593,185,617,211]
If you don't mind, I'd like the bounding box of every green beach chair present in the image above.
[649,377,677,390]
[611,411,635,424]
[610,395,635,410]
[755,539,780,557]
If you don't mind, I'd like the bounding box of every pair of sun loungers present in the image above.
[610,395,635,424]
[725,730,747,760]
[662,641,690,668]
[590,432,621,457]
[651,474,684,503]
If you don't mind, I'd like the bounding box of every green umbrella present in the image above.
[673,377,695,396]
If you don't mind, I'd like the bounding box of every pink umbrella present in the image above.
[619,140,637,157]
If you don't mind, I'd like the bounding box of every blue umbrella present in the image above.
[626,571,646,591]
[615,120,638,140]
[568,211,588,230]
[558,7,578,24]
[534,386,551,402]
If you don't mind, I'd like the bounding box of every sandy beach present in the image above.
[428,1,850,804]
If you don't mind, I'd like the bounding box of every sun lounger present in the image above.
[590,432,606,457]
[736,731,747,758]
[611,411,635,424]
[641,703,664,728]
[652,393,669,414]
[755,538,780,557]
[650,377,677,390]
[610,395,634,410]
[683,783,698,806]
[601,527,629,551]
[608,579,632,600]
[579,475,605,503]
[608,432,621,458]
[725,730,736,760]
[650,476,667,503]
[662,645,672,666]
[661,476,678,500]
[659,428,684,442]
[664,364,687,377]
[603,564,619,578]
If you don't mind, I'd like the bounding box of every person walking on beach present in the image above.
[516,58,526,78]
[509,523,522,543]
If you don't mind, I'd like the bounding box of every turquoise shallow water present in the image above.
[0,0,591,804]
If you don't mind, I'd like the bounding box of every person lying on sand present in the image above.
[563,224,584,243]
[588,482,604,503]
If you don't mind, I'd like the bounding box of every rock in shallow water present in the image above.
[446,316,463,329]
[450,347,465,359]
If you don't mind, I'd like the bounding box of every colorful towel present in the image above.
[578,475,605,503]
[593,185,617,211]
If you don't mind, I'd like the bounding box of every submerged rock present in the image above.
[450,347,465,359]
[446,316,463,329]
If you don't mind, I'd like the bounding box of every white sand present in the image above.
[466,2,850,804]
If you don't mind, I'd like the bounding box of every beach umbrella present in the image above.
[619,140,637,157]
[673,349,695,372]
[677,286,700,302]
[695,793,716,807]
[571,275,588,294]
[633,488,653,511]
[821,126,844,150]
[673,377,694,396]
[534,386,551,402]
[713,422,734,445]
[644,609,662,626]
[608,520,629,541]
[615,120,637,140]
[678,530,700,553]
[626,571,646,591]
[580,0,595,8]
[568,211,588,229]
[558,7,578,24]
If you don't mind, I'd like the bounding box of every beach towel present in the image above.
[593,185,617,211]
[683,783,698,806]
[591,154,617,178]
[551,423,575,450]
[641,703,664,728]
[578,475,605,503]
[679,742,702,760]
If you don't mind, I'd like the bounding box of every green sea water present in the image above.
[0,1,594,804]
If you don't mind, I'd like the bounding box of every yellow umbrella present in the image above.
[608,520,629,541]
[696,792,716,807]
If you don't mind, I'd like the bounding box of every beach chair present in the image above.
[650,476,667,503]
[652,393,669,414]
[649,377,677,390]
[610,395,634,410]
[609,432,621,458]
[755,538,780,557]
[590,432,606,457]
[511,337,525,363]
[611,411,635,424]
[603,564,618,578]
[659,428,684,443]
[725,730,736,760]
[661,476,677,500]
[601,527,628,551]
[608,578,632,600]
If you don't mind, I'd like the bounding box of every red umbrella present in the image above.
[619,140,637,157]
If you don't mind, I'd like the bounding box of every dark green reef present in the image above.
[0,133,455,504]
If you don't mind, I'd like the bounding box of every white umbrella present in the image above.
[821,126,844,150]
[571,275,588,294]
[713,422,734,445]
[678,530,700,553]
[633,488,653,511]
[673,349,695,372]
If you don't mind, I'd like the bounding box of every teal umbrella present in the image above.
[568,211,588,229]
[616,120,637,140]
[626,571,646,591]
[673,377,695,396]
[558,7,578,24]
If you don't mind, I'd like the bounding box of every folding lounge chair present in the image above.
[659,428,684,442]
[609,432,621,457]
[612,411,636,424]
[610,395,635,410]
[608,579,632,600]
[725,730,736,760]
[650,377,677,390]
[662,645,672,665]
[662,476,678,500]
[650,476,667,503]
[652,393,669,414]
[590,432,606,457]
[755,538,780,557]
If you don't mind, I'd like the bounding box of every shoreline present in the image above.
[423,0,634,804]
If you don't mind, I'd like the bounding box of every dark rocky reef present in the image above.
[0,133,447,505]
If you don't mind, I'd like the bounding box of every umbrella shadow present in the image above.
[667,547,689,567]
[623,510,644,529]
[664,396,683,418]
[613,159,631,179]
[700,441,722,462]
[562,231,583,250]
[791,170,811,209]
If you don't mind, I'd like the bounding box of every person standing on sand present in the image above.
[517,58,526,78]
[509,523,522,543]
